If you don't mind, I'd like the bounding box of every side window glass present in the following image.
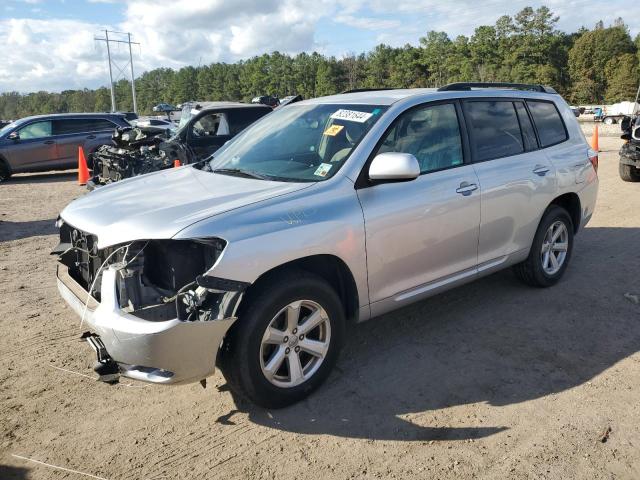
[87,119,116,131]
[514,102,538,151]
[527,101,568,147]
[192,113,229,138]
[465,101,524,161]
[19,121,52,139]
[229,110,265,136]
[53,119,85,135]
[377,103,464,174]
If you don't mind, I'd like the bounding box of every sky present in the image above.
[0,0,637,93]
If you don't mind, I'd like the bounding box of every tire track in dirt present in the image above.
[133,423,258,478]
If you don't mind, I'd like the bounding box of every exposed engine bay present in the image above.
[53,222,246,322]
[90,126,194,187]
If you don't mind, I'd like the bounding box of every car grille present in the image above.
[58,223,123,301]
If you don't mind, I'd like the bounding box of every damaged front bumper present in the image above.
[620,142,640,168]
[56,263,239,385]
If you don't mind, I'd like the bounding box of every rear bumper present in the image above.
[56,263,236,384]
[578,175,598,231]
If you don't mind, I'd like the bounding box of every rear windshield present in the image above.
[527,101,568,147]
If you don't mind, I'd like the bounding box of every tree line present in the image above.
[1,6,639,120]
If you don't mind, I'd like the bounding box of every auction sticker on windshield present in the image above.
[323,125,344,136]
[314,163,332,177]
[330,109,373,123]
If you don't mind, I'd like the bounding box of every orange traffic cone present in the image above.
[590,123,599,152]
[173,159,181,168]
[78,146,90,185]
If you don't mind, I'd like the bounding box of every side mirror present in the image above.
[8,131,19,141]
[369,152,420,182]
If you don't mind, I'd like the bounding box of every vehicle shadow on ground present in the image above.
[0,465,30,480]
[0,219,57,242]
[4,170,77,184]
[226,226,640,442]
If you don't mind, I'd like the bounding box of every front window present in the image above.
[192,113,230,137]
[18,121,52,140]
[208,103,387,182]
[376,103,464,174]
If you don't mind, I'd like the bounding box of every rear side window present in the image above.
[229,109,269,135]
[54,118,116,135]
[514,102,538,151]
[465,101,524,161]
[527,101,567,147]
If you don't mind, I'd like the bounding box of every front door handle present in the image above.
[456,181,478,196]
[533,165,550,176]
[86,135,96,139]
[43,140,55,145]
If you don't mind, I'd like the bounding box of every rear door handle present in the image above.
[43,140,55,145]
[86,135,96,139]
[456,181,478,196]
[532,165,550,176]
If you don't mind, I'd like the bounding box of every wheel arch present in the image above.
[241,254,360,324]
[549,192,581,234]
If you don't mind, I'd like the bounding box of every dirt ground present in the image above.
[1,135,639,480]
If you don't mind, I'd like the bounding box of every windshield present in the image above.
[208,103,387,182]
[0,120,21,137]
[177,104,198,131]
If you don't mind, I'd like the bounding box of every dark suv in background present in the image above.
[0,113,130,181]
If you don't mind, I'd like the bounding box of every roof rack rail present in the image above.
[438,82,557,94]
[341,88,402,94]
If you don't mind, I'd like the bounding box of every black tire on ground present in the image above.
[619,163,640,182]
[0,159,11,182]
[513,205,574,288]
[219,270,345,409]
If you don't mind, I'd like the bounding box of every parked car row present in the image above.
[53,83,598,408]
[0,98,296,183]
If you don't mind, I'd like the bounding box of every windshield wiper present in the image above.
[212,168,270,180]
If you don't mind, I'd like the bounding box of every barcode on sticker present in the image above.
[330,109,373,123]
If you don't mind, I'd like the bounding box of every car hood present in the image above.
[60,166,313,248]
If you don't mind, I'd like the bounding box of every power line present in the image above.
[94,30,140,113]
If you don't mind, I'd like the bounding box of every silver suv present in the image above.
[54,83,598,407]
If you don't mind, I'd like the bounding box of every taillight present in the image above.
[588,152,598,173]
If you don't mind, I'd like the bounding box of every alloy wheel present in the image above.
[259,300,331,388]
[540,220,569,275]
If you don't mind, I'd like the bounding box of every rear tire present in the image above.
[219,270,345,408]
[619,163,640,182]
[0,160,11,182]
[513,206,574,288]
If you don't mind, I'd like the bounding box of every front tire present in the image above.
[0,160,11,182]
[619,163,640,182]
[513,206,574,287]
[220,271,345,408]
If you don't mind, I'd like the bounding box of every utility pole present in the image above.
[94,30,140,113]
[128,32,137,114]
[104,30,116,112]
